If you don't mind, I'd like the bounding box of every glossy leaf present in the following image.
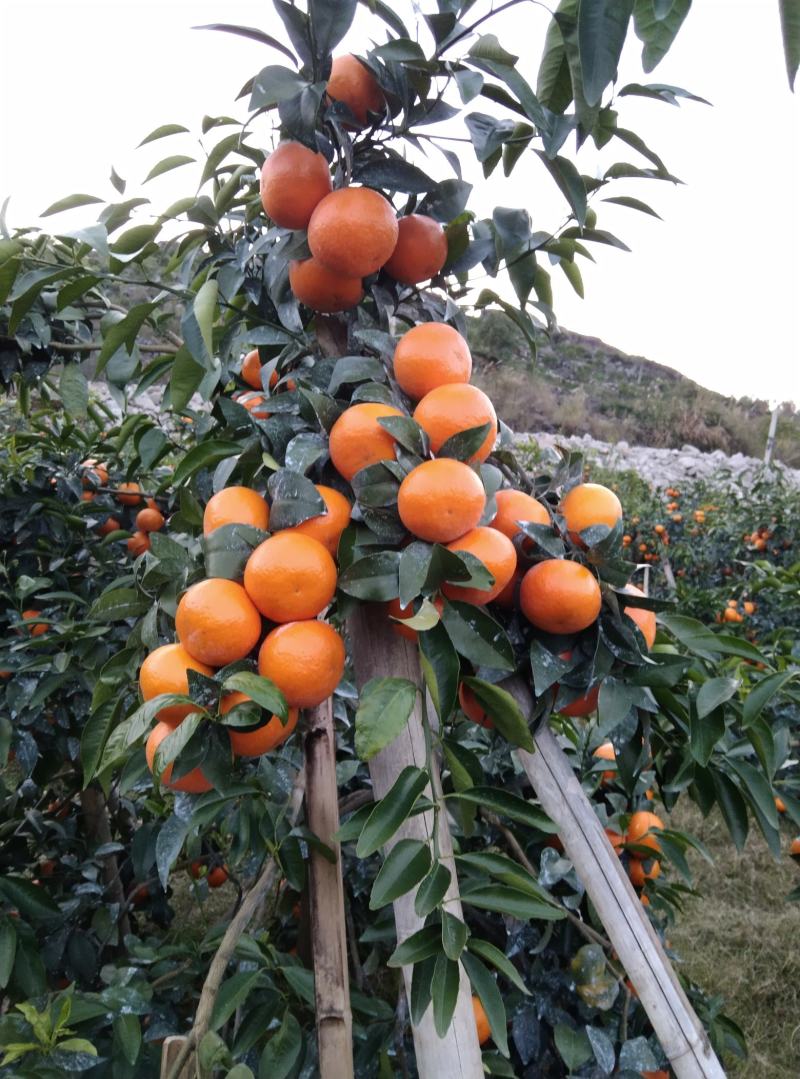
[440,600,515,670]
[355,677,417,760]
[356,766,428,857]
[461,951,508,1056]
[578,0,634,105]
[370,839,431,908]
[462,677,533,751]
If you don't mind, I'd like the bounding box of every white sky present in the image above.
[1,0,798,405]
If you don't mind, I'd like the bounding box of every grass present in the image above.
[668,801,800,1078]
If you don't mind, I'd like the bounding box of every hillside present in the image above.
[468,313,800,467]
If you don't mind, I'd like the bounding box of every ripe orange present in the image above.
[442,527,516,605]
[146,721,213,794]
[775,796,786,813]
[175,579,262,667]
[203,486,270,536]
[605,829,624,855]
[392,323,471,400]
[0,670,11,680]
[559,483,622,542]
[790,837,800,862]
[326,54,384,126]
[383,214,448,284]
[259,140,332,229]
[240,393,270,420]
[386,595,444,642]
[519,560,602,635]
[116,482,142,506]
[139,643,214,727]
[593,741,616,784]
[472,996,491,1046]
[308,187,398,278]
[81,491,95,502]
[413,383,497,463]
[743,600,756,615]
[622,584,657,648]
[281,485,351,557]
[241,349,264,390]
[289,257,363,313]
[222,693,300,756]
[494,570,522,608]
[244,533,337,622]
[459,683,492,728]
[558,684,600,718]
[328,402,403,482]
[98,516,121,536]
[490,489,550,540]
[21,609,47,636]
[723,607,743,624]
[629,858,661,888]
[207,866,228,888]
[398,459,485,544]
[626,811,664,859]
[127,531,151,556]
[641,1071,669,1079]
[136,506,164,532]
[258,620,345,709]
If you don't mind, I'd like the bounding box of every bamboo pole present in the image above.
[305,698,354,1079]
[503,676,725,1079]
[348,605,484,1079]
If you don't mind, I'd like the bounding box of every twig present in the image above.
[338,789,373,817]
[166,770,306,1079]
[51,341,179,354]
[344,895,366,992]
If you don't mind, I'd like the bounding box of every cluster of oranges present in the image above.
[1,610,49,677]
[79,460,164,555]
[744,524,775,553]
[258,55,448,315]
[715,597,756,625]
[604,806,665,907]
[138,483,352,791]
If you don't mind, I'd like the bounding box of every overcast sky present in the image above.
[1,0,798,405]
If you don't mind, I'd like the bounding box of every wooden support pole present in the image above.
[160,1037,192,1079]
[305,699,354,1079]
[348,606,484,1079]
[504,677,725,1079]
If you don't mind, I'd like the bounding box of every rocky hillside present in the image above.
[468,313,799,468]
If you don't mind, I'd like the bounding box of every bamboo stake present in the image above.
[503,677,725,1079]
[348,605,483,1079]
[305,698,354,1079]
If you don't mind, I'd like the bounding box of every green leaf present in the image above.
[203,522,268,581]
[370,839,432,909]
[419,621,460,721]
[378,415,429,458]
[467,939,530,995]
[144,155,196,183]
[138,123,190,146]
[41,193,105,216]
[578,0,634,106]
[352,156,435,194]
[0,919,17,988]
[110,224,161,254]
[441,910,469,961]
[535,151,587,225]
[780,0,800,90]
[114,1014,141,1067]
[172,441,243,487]
[431,954,460,1037]
[696,677,739,719]
[339,551,401,601]
[633,0,691,72]
[456,852,555,905]
[462,677,533,751]
[414,862,452,918]
[250,65,308,109]
[222,672,287,719]
[356,766,428,857]
[554,1023,592,1070]
[437,423,492,462]
[259,1010,303,1079]
[193,278,218,361]
[449,788,556,832]
[329,355,386,394]
[742,670,799,728]
[88,587,149,621]
[153,715,203,777]
[461,952,508,1056]
[211,971,263,1031]
[440,601,515,671]
[97,302,159,375]
[461,883,565,921]
[169,345,205,411]
[387,925,442,967]
[0,877,59,921]
[355,677,417,761]
[59,365,88,418]
[689,706,725,768]
[267,469,326,528]
[81,699,118,786]
[195,23,297,65]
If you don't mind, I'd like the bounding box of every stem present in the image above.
[52,341,179,354]
[79,785,131,941]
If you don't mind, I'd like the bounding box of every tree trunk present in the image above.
[79,784,131,940]
[503,677,725,1079]
[348,605,484,1079]
[305,698,354,1079]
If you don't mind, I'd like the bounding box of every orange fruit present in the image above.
[307,187,398,277]
[289,257,363,313]
[392,323,471,401]
[139,643,214,727]
[559,483,622,542]
[241,393,270,419]
[81,491,95,502]
[136,506,164,532]
[629,858,661,888]
[222,693,300,756]
[175,579,262,667]
[244,533,337,622]
[116,482,142,506]
[281,485,351,557]
[641,1072,669,1079]
[640,893,650,908]
[326,54,384,126]
[386,595,444,642]
[654,524,665,534]
[21,609,47,637]
[790,836,800,861]
[775,796,787,813]
[494,570,522,609]
[558,684,600,718]
[442,527,516,605]
[97,517,121,536]
[743,601,756,615]
[398,459,485,544]
[241,349,264,390]
[146,721,213,794]
[593,741,616,783]
[490,489,550,540]
[722,607,742,624]
[81,461,108,488]
[207,866,228,888]
[519,560,602,635]
[328,402,403,482]
[127,531,151,556]
[472,996,491,1046]
[258,620,345,709]
[259,140,332,229]
[203,486,270,536]
[626,811,664,859]
[622,584,657,648]
[0,670,11,680]
[605,829,624,856]
[413,383,497,463]
[459,683,492,728]
[383,214,448,284]
[726,599,738,608]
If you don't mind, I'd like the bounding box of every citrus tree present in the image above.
[2,2,800,1078]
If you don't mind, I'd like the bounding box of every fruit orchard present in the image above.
[1,3,799,1078]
